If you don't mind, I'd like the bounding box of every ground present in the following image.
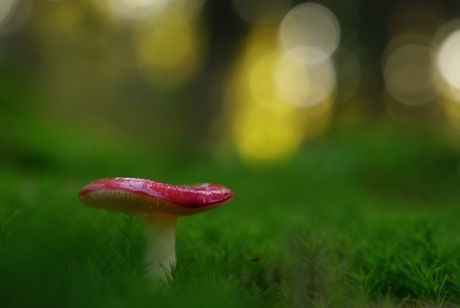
[1,116,460,307]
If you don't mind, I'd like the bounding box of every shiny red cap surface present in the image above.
[78,177,233,216]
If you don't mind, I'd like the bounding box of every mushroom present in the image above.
[78,177,233,281]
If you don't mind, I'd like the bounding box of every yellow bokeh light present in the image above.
[136,25,194,68]
[134,10,203,87]
[439,90,460,130]
[84,0,205,86]
[246,51,291,113]
[275,53,310,106]
[228,27,304,165]
[225,26,334,166]
[232,104,304,164]
[275,53,336,108]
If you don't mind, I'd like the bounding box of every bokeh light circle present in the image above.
[279,3,340,64]
[106,0,169,21]
[0,0,32,36]
[383,44,437,106]
[436,29,460,92]
[275,52,336,108]
[0,0,15,24]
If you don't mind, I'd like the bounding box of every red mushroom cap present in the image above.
[78,177,234,216]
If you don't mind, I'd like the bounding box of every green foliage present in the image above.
[354,220,459,305]
[1,118,460,307]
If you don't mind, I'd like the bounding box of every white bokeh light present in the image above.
[103,0,204,23]
[279,3,340,64]
[383,44,437,106]
[0,0,32,36]
[106,0,170,21]
[437,29,460,93]
[0,0,15,25]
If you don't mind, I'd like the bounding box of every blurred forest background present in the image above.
[2,0,460,166]
[4,2,460,305]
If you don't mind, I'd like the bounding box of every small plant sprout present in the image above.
[78,177,234,281]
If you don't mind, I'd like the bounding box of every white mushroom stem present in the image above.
[142,213,178,281]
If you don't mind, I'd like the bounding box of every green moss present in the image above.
[1,118,460,307]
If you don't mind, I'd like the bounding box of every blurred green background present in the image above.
[3,0,460,163]
[3,0,460,306]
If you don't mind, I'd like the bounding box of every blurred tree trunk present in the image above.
[181,0,247,153]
